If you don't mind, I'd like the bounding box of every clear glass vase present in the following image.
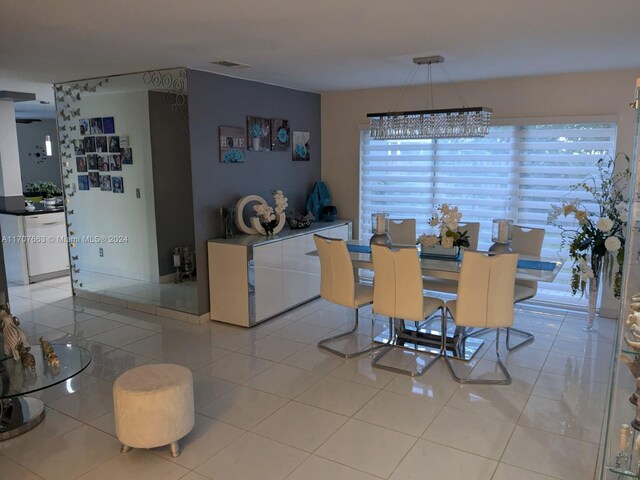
[585,275,599,333]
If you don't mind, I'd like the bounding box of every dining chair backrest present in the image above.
[371,244,424,322]
[511,225,545,293]
[455,251,518,328]
[314,234,356,308]
[388,218,416,245]
[511,225,545,256]
[458,222,480,250]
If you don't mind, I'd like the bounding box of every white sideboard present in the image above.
[208,221,350,327]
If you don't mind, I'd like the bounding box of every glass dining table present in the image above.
[0,344,92,440]
[344,242,564,361]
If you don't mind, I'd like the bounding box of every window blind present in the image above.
[359,121,618,307]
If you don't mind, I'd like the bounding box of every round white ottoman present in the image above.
[113,364,194,457]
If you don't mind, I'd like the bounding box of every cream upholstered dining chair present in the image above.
[314,234,382,358]
[422,222,481,295]
[388,218,416,245]
[371,244,445,376]
[443,251,519,384]
[507,225,545,351]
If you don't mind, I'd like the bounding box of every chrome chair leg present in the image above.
[504,327,534,352]
[317,305,384,358]
[373,312,443,377]
[443,328,511,385]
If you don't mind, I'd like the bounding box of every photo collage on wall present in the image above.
[219,115,308,163]
[76,116,130,193]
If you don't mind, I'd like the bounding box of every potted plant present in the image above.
[24,181,62,205]
[417,204,470,257]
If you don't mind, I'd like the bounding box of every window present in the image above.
[359,120,618,307]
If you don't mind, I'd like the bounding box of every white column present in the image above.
[0,101,24,206]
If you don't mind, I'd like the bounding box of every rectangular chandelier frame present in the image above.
[368,106,493,140]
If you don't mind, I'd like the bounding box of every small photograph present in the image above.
[76,156,87,172]
[120,135,129,148]
[219,126,245,163]
[95,136,107,153]
[74,139,85,156]
[90,117,103,134]
[109,154,122,171]
[87,154,98,170]
[83,136,96,153]
[270,118,290,151]
[120,147,133,165]
[97,155,109,171]
[88,171,100,188]
[100,174,111,192]
[112,176,124,193]
[108,136,120,153]
[292,131,310,161]
[102,117,115,134]
[246,116,270,152]
[78,175,90,191]
[79,119,90,136]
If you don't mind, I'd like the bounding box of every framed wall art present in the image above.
[219,126,246,163]
[246,116,270,152]
[292,131,310,161]
[270,118,290,151]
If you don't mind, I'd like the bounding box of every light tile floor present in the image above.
[74,271,199,314]
[0,278,616,479]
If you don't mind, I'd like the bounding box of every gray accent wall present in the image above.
[186,69,321,314]
[149,91,195,276]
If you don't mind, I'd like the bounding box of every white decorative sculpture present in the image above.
[234,191,287,236]
[234,195,263,234]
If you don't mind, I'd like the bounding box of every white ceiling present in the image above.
[2,0,639,114]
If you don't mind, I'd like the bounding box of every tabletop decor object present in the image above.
[369,212,391,246]
[287,211,314,229]
[219,206,235,239]
[39,337,60,368]
[488,219,514,253]
[548,153,630,332]
[417,203,469,257]
[251,190,288,236]
[0,310,29,361]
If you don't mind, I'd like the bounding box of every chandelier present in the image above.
[367,56,493,140]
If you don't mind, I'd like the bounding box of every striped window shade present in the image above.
[359,120,618,308]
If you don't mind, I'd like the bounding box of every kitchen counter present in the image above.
[0,202,64,216]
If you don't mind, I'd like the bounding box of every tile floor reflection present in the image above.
[0,277,615,479]
[74,271,199,314]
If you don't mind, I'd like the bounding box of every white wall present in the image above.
[321,68,640,316]
[17,119,61,189]
[66,90,159,281]
[0,101,23,198]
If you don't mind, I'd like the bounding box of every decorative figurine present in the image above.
[621,355,640,405]
[17,343,36,370]
[0,309,29,360]
[39,336,60,367]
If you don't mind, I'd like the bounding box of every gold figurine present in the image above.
[39,336,60,368]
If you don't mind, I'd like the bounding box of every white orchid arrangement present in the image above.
[417,204,470,249]
[253,190,288,224]
[547,154,630,298]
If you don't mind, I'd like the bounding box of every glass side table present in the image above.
[0,344,91,440]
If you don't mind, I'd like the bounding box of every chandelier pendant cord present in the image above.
[388,63,420,115]
[439,63,468,108]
